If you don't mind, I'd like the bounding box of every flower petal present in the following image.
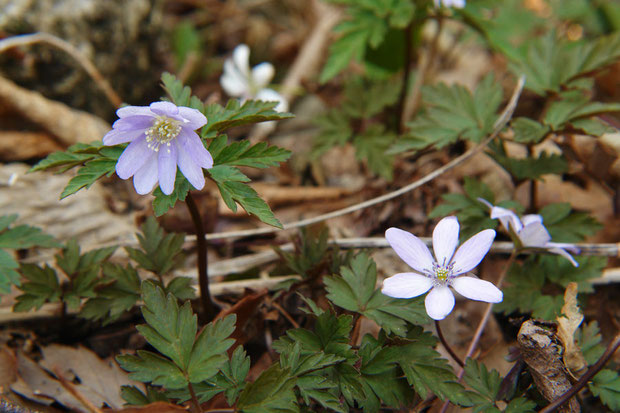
[451,229,495,275]
[252,62,275,90]
[521,214,543,226]
[519,222,551,247]
[117,106,153,118]
[133,156,159,194]
[149,101,179,117]
[232,44,251,76]
[451,276,502,303]
[112,116,154,131]
[178,129,213,169]
[432,216,460,265]
[490,206,523,233]
[221,71,249,97]
[115,137,152,179]
[103,127,146,146]
[178,107,207,130]
[158,143,178,195]
[256,88,288,112]
[381,273,433,299]
[176,140,205,190]
[548,246,579,267]
[385,227,434,274]
[425,286,455,320]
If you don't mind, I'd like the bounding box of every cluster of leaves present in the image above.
[30,72,293,227]
[14,217,193,325]
[312,76,401,180]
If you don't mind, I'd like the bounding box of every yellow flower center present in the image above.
[145,116,181,152]
[435,267,450,281]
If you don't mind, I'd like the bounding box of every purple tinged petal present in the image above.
[548,247,579,267]
[491,206,523,232]
[547,242,580,254]
[451,229,495,275]
[103,128,146,146]
[451,276,503,303]
[178,129,213,169]
[115,137,153,179]
[117,106,153,118]
[522,214,543,226]
[176,141,205,190]
[477,197,493,209]
[133,156,159,194]
[112,116,154,131]
[385,227,434,274]
[425,286,455,320]
[149,101,179,117]
[519,222,551,247]
[158,143,178,195]
[381,273,433,299]
[432,216,460,265]
[251,62,275,90]
[178,107,207,130]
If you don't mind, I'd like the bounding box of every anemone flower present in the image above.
[434,0,465,8]
[103,101,212,195]
[382,217,502,320]
[220,44,288,112]
[479,199,579,267]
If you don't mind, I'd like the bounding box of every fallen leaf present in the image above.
[109,401,188,412]
[556,282,588,378]
[0,346,18,392]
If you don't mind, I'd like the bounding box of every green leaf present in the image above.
[353,125,396,180]
[120,385,169,406]
[203,99,293,137]
[392,74,503,154]
[214,180,282,228]
[30,145,96,173]
[590,369,620,411]
[463,359,501,407]
[125,217,185,275]
[13,264,61,312]
[0,222,59,249]
[161,72,192,107]
[504,397,536,413]
[576,321,605,365]
[510,117,550,144]
[151,173,191,217]
[539,203,601,242]
[187,314,236,383]
[0,249,20,294]
[213,140,291,169]
[236,365,298,413]
[342,76,402,119]
[215,346,251,405]
[60,158,118,199]
[171,21,201,68]
[311,111,353,158]
[488,142,567,181]
[324,253,428,336]
[543,91,620,130]
[117,350,187,389]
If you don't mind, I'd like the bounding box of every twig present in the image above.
[0,32,122,108]
[187,382,203,413]
[271,300,300,329]
[185,192,217,320]
[539,333,620,413]
[209,76,526,241]
[435,320,464,368]
[53,367,104,413]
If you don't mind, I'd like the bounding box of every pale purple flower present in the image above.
[220,44,288,112]
[382,217,502,320]
[434,0,465,8]
[479,199,579,267]
[103,102,212,195]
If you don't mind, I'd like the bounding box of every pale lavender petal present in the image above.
[115,137,153,179]
[256,88,288,112]
[158,143,178,195]
[425,286,455,320]
[178,130,213,169]
[117,106,153,118]
[103,128,146,146]
[432,216,460,265]
[149,101,179,117]
[133,156,159,194]
[176,141,205,190]
[178,107,207,130]
[548,247,579,267]
[522,214,543,226]
[251,62,275,90]
[221,71,249,97]
[112,116,154,131]
[547,242,580,254]
[381,273,433,299]
[451,276,502,303]
[385,227,434,274]
[232,44,251,76]
[451,229,495,275]
[490,206,523,233]
[519,222,551,247]
[477,198,493,209]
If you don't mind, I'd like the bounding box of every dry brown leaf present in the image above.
[0,346,18,393]
[556,282,588,378]
[39,344,144,410]
[109,401,188,412]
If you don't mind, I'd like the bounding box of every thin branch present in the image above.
[539,333,620,413]
[272,300,300,329]
[0,32,122,108]
[206,76,526,241]
[436,320,465,368]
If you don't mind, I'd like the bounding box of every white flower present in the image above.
[434,0,466,8]
[479,199,580,267]
[382,217,502,320]
[220,44,288,112]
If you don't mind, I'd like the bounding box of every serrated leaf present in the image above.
[60,158,117,199]
[215,346,251,405]
[215,180,282,228]
[488,142,568,181]
[464,359,501,403]
[125,217,185,275]
[0,249,20,294]
[151,173,191,217]
[311,111,353,158]
[504,397,536,413]
[510,117,550,144]
[543,91,620,130]
[353,125,395,180]
[30,147,95,173]
[236,365,298,413]
[187,314,236,383]
[120,385,169,406]
[117,350,187,389]
[213,140,291,169]
[161,72,192,107]
[576,321,605,365]
[0,223,59,249]
[13,264,61,312]
[203,99,293,137]
[539,203,601,243]
[590,369,620,411]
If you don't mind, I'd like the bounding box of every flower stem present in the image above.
[539,333,620,413]
[185,192,216,320]
[435,320,464,368]
[187,381,203,413]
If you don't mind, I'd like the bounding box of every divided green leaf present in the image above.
[125,217,185,275]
